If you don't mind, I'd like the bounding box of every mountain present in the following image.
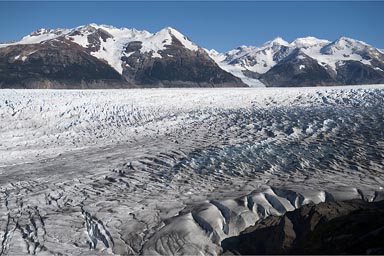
[0,24,245,88]
[208,36,384,87]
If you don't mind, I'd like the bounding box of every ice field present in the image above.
[0,85,383,255]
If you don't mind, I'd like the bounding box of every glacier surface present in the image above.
[0,85,384,255]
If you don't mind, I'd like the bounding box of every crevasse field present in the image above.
[0,85,384,255]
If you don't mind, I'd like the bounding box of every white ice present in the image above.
[0,85,383,255]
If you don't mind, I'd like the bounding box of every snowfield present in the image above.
[1,85,384,255]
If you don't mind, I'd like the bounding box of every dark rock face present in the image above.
[260,50,339,87]
[273,45,291,63]
[0,40,129,89]
[261,50,384,87]
[336,60,384,85]
[221,200,384,255]
[85,28,113,52]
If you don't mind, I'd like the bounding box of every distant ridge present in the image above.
[207,36,384,87]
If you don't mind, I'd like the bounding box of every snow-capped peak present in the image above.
[291,36,330,48]
[154,26,199,51]
[160,26,177,33]
[225,38,289,61]
[326,36,370,52]
[204,48,220,56]
[205,37,294,87]
[336,36,368,45]
[319,36,374,57]
[211,37,292,76]
[87,23,118,30]
[75,23,98,32]
[266,36,289,46]
[153,27,175,39]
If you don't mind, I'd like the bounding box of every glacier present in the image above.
[0,85,384,255]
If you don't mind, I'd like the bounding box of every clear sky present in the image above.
[0,1,383,52]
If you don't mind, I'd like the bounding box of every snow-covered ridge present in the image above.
[0,28,71,47]
[0,24,199,74]
[302,36,375,71]
[206,36,333,86]
[207,35,384,86]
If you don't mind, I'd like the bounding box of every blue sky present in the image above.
[0,1,383,52]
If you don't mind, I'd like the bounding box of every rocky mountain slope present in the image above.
[0,24,245,88]
[222,199,384,255]
[209,36,384,87]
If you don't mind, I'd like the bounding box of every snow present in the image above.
[269,36,290,46]
[300,37,374,72]
[225,45,278,74]
[299,64,305,70]
[70,34,89,48]
[207,49,265,87]
[140,28,172,58]
[212,36,328,75]
[205,48,220,56]
[297,54,307,60]
[0,28,70,48]
[0,85,383,254]
[90,37,126,74]
[13,51,36,62]
[137,27,198,60]
[290,36,330,48]
[167,27,199,51]
[212,37,289,75]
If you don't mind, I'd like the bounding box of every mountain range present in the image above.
[209,36,384,87]
[1,23,383,88]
